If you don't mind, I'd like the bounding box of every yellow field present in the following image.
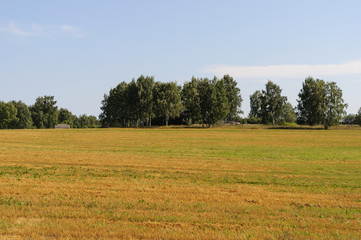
[0,127,360,239]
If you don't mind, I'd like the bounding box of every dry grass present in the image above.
[0,126,360,239]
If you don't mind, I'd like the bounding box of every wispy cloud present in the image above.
[60,24,84,38]
[0,22,85,38]
[202,61,361,79]
[7,22,33,36]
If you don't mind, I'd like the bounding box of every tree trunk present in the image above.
[149,114,152,127]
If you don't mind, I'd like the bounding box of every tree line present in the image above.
[99,75,243,127]
[0,96,99,129]
[101,75,361,129]
[248,77,353,129]
[1,75,361,130]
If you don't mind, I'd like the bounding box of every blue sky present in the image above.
[1,1,361,117]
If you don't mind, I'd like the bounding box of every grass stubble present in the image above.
[0,126,360,239]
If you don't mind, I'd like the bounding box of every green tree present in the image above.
[260,81,287,125]
[72,115,80,128]
[323,82,348,129]
[99,82,129,127]
[297,77,347,129]
[30,96,59,128]
[153,82,183,126]
[213,77,229,124]
[249,90,262,119]
[197,78,216,127]
[355,108,361,126]
[10,101,32,128]
[221,75,243,121]
[78,114,89,128]
[87,115,100,128]
[297,77,326,125]
[136,75,155,127]
[126,80,141,126]
[281,102,296,123]
[198,77,229,127]
[181,77,201,125]
[77,114,100,128]
[58,108,76,127]
[182,77,229,127]
[343,114,356,125]
[0,101,19,129]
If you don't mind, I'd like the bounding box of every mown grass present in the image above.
[0,126,360,239]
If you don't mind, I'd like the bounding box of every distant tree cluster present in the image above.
[296,77,348,129]
[99,76,181,127]
[99,75,243,127]
[1,75,357,130]
[0,96,99,129]
[247,77,350,129]
[100,75,357,129]
[248,81,295,125]
[343,108,361,125]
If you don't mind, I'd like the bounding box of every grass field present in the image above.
[0,126,360,239]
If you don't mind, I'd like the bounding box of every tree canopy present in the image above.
[99,76,158,127]
[1,75,357,129]
[0,101,19,129]
[0,96,99,129]
[153,82,183,126]
[249,81,290,125]
[11,101,33,129]
[30,96,59,129]
[297,77,347,129]
[354,108,361,126]
[100,75,243,127]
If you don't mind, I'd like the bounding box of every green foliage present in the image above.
[323,82,348,129]
[198,78,218,126]
[153,82,183,126]
[136,75,155,126]
[355,108,361,126]
[181,77,201,125]
[30,96,59,129]
[182,77,230,127]
[221,75,243,121]
[249,81,287,125]
[297,77,326,125]
[58,108,79,128]
[212,77,229,124]
[246,115,262,124]
[100,75,242,127]
[10,101,33,128]
[0,101,19,129]
[99,76,155,127]
[343,114,356,124]
[99,81,130,127]
[78,114,89,128]
[297,77,348,129]
[261,81,287,125]
[249,90,262,119]
[281,102,297,123]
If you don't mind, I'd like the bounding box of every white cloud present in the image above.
[61,25,74,31]
[202,61,361,79]
[0,22,84,38]
[60,24,84,38]
[7,22,33,36]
